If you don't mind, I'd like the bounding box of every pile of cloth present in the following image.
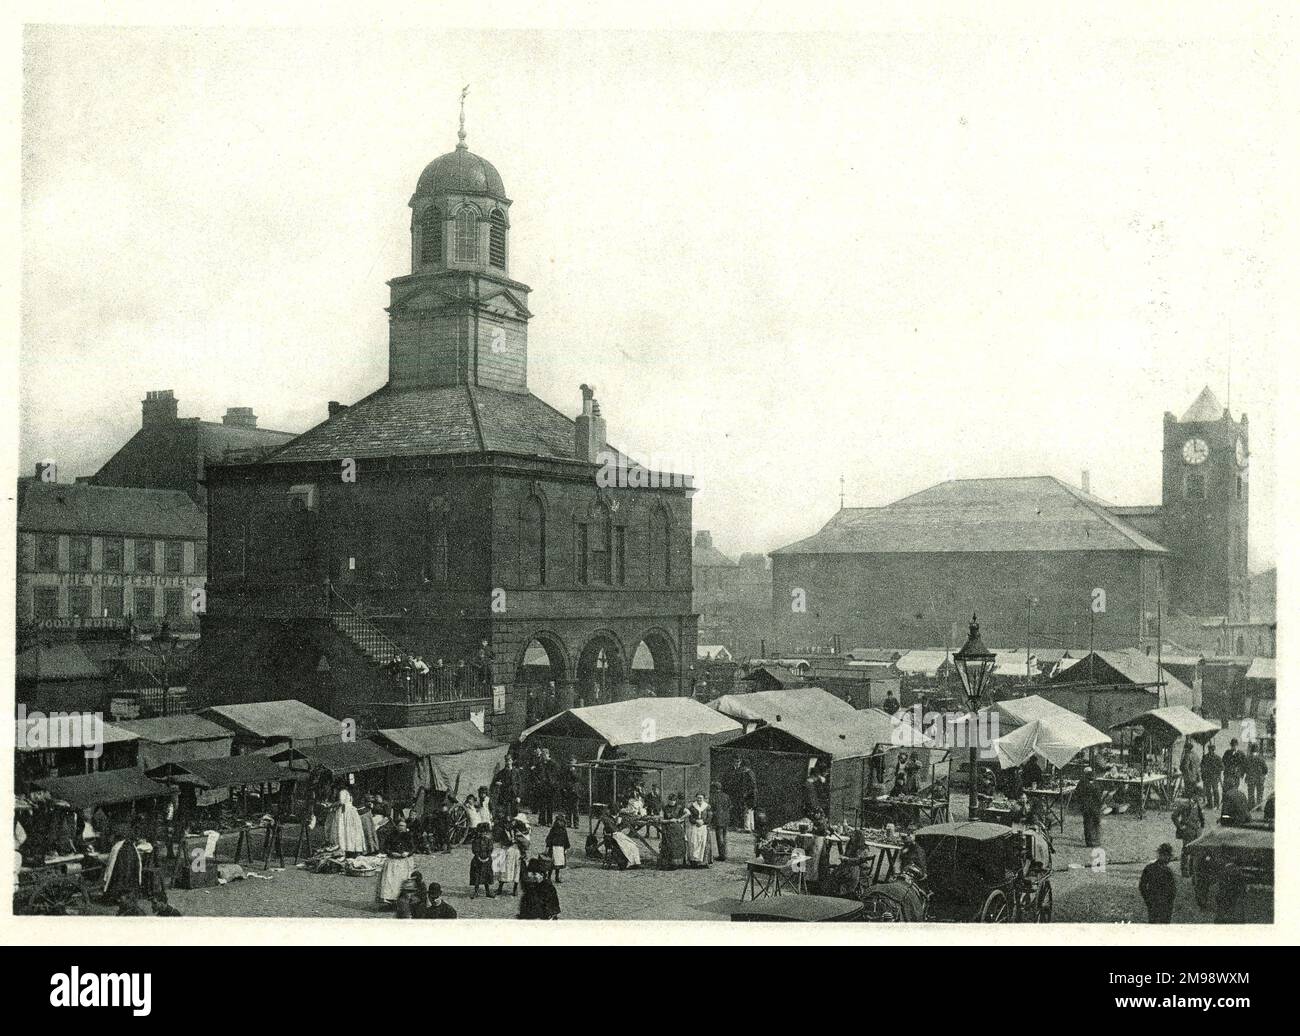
[299,848,383,876]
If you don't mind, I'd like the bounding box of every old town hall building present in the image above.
[771,387,1251,653]
[197,124,697,738]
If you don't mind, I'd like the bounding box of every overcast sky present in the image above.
[20,21,1285,569]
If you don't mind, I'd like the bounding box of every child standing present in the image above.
[469,822,495,899]
[545,816,570,883]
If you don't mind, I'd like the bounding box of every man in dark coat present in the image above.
[1220,784,1251,826]
[1076,768,1103,848]
[1200,743,1223,809]
[491,756,521,821]
[425,881,458,919]
[803,764,828,819]
[1139,843,1177,923]
[1244,745,1268,809]
[708,782,732,862]
[1221,739,1246,793]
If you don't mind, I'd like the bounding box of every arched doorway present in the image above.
[630,629,679,697]
[515,633,568,726]
[575,632,627,707]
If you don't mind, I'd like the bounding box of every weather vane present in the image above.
[458,84,470,146]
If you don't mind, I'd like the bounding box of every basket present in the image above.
[761,844,793,866]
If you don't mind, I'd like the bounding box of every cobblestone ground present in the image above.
[149,726,1274,925]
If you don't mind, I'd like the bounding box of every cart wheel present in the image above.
[447,804,471,845]
[1035,881,1053,922]
[860,893,906,922]
[979,888,1010,923]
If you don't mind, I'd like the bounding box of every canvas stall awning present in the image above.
[114,714,235,770]
[1110,705,1221,745]
[708,687,854,730]
[989,694,1112,769]
[34,769,173,810]
[203,699,341,746]
[521,697,740,746]
[372,721,510,799]
[894,650,951,677]
[273,740,404,777]
[146,753,294,789]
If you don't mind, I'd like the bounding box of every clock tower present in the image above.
[1161,386,1250,621]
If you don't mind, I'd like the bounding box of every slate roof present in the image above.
[18,481,206,539]
[263,383,615,464]
[1180,386,1225,423]
[772,476,1168,555]
[16,642,104,682]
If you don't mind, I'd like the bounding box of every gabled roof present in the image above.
[114,714,234,744]
[15,718,138,752]
[1111,705,1220,741]
[16,642,104,682]
[1054,650,1195,706]
[202,699,340,742]
[1246,657,1275,681]
[708,688,855,728]
[724,706,931,760]
[373,721,504,759]
[520,697,740,746]
[18,481,206,539]
[1180,386,1225,423]
[262,383,617,465]
[772,476,1167,555]
[894,650,953,676]
[34,769,172,808]
[693,541,737,568]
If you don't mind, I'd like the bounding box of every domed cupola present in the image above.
[409,93,512,276]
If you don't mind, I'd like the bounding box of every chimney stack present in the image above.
[142,389,178,428]
[1081,469,1091,494]
[695,530,714,550]
[574,384,607,463]
[328,401,348,418]
[222,407,258,429]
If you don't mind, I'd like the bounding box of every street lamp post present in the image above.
[953,615,996,822]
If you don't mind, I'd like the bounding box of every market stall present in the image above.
[521,697,742,801]
[370,720,509,803]
[114,714,235,771]
[708,687,855,733]
[202,699,341,753]
[15,718,141,792]
[146,754,299,876]
[711,707,932,827]
[1108,705,1220,809]
[983,695,1111,830]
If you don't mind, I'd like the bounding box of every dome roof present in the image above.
[415,145,507,201]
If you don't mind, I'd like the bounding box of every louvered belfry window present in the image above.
[421,207,442,264]
[489,210,507,269]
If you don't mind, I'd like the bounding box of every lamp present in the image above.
[952,614,995,820]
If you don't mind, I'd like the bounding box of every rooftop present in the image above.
[18,481,206,539]
[773,476,1167,556]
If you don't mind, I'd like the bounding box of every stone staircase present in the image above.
[327,586,403,666]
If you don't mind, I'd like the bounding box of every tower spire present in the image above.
[458,84,469,148]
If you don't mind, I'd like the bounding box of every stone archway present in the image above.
[575,631,628,707]
[630,627,679,698]
[515,631,570,725]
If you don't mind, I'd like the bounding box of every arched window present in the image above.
[420,207,442,264]
[489,210,507,269]
[649,508,671,588]
[454,208,479,263]
[520,496,546,586]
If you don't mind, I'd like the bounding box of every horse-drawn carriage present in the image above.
[1183,815,1273,909]
[861,821,1054,923]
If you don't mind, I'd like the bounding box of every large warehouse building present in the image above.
[770,388,1251,653]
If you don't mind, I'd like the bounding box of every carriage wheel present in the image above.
[1035,881,1054,922]
[979,888,1010,923]
[447,804,471,845]
[860,893,906,922]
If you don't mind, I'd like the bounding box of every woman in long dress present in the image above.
[327,787,367,857]
[658,795,687,870]
[609,815,642,869]
[375,820,417,904]
[686,794,712,868]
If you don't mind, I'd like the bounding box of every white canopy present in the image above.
[989,694,1112,768]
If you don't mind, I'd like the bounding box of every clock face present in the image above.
[1182,438,1209,465]
[1236,438,1248,468]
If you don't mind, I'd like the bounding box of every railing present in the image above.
[380,666,494,704]
[328,584,403,666]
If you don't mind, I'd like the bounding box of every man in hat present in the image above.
[1219,782,1251,826]
[1076,767,1103,849]
[425,881,457,919]
[1179,739,1201,797]
[1139,843,1177,923]
[1200,742,1223,810]
[1171,791,1205,866]
[1221,738,1246,794]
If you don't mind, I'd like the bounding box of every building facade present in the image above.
[16,477,208,637]
[197,126,698,739]
[769,388,1252,655]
